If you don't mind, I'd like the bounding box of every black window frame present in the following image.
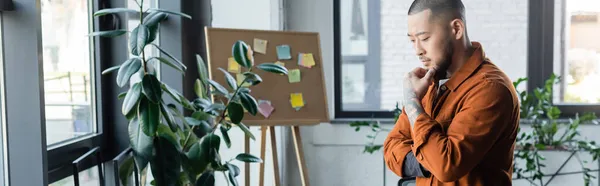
[334,0,600,119]
[46,0,117,183]
[334,0,390,118]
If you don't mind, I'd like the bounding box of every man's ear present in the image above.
[450,19,465,40]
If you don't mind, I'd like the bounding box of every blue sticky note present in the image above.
[276,45,292,60]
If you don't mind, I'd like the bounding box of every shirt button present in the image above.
[441,85,447,91]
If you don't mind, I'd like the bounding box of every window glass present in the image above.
[48,167,99,186]
[553,0,600,104]
[41,0,96,146]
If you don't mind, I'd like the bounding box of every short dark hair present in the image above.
[408,0,466,22]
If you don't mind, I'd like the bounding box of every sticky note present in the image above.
[228,57,241,73]
[236,73,251,87]
[258,101,275,118]
[300,53,316,68]
[253,38,268,54]
[290,93,305,108]
[276,45,292,60]
[275,61,285,67]
[288,69,301,83]
[297,53,304,66]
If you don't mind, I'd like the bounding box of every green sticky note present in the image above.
[288,69,301,83]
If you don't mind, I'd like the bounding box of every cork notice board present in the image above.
[204,27,329,126]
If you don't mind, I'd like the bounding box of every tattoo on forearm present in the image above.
[403,84,424,127]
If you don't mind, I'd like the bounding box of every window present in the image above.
[553,0,600,104]
[335,0,529,118]
[49,168,100,186]
[41,0,96,146]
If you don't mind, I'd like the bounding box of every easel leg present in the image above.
[244,130,250,186]
[269,126,281,186]
[259,126,267,186]
[292,126,310,186]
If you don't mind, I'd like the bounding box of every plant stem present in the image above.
[223,172,231,186]
[139,4,147,73]
[183,69,252,148]
[212,72,252,132]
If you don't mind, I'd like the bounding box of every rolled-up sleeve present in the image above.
[410,81,516,182]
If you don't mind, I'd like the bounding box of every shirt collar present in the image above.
[445,41,486,91]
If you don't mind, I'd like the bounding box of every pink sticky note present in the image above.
[258,102,275,118]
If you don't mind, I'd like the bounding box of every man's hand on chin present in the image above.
[403,67,436,127]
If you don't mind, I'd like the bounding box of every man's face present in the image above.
[407,9,453,76]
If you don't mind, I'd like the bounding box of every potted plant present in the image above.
[89,1,288,185]
[350,74,600,185]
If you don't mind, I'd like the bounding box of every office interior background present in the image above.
[0,0,598,185]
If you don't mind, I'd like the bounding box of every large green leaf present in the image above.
[119,156,135,186]
[226,163,240,186]
[122,83,142,115]
[243,72,262,86]
[220,126,231,148]
[205,103,226,113]
[130,25,150,56]
[147,25,159,45]
[218,68,238,90]
[236,122,255,140]
[143,11,168,28]
[235,153,262,163]
[157,124,181,151]
[195,171,215,186]
[102,65,121,75]
[208,79,229,96]
[192,111,213,121]
[194,79,206,99]
[94,8,138,16]
[160,103,178,132]
[151,44,186,70]
[193,98,212,111]
[228,102,244,124]
[128,118,152,171]
[118,92,127,100]
[89,30,128,38]
[148,8,192,19]
[200,134,221,158]
[161,83,194,110]
[186,143,208,176]
[232,40,253,68]
[257,63,288,75]
[141,74,162,103]
[138,97,160,136]
[151,136,181,186]
[191,120,212,139]
[239,93,258,116]
[149,57,184,73]
[116,58,142,87]
[196,55,209,87]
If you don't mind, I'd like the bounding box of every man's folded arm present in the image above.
[410,82,516,182]
[384,110,430,178]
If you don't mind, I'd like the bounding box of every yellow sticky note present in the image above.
[253,38,268,54]
[275,61,285,67]
[236,73,251,87]
[288,69,301,83]
[228,57,241,73]
[301,53,316,68]
[290,93,305,108]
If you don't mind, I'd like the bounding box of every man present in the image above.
[383,0,520,185]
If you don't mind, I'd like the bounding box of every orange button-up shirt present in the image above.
[384,42,520,185]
